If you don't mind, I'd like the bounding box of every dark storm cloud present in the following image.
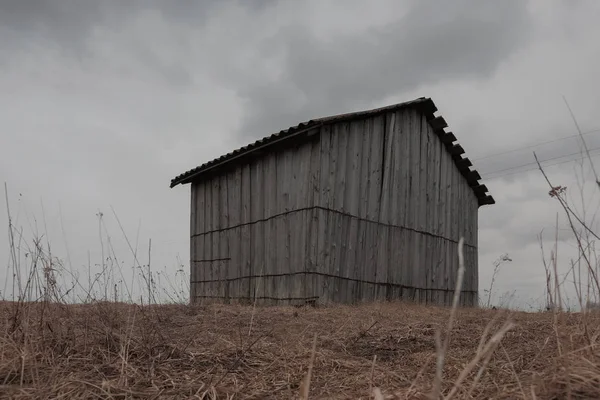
[0,0,271,54]
[0,1,131,53]
[235,0,533,140]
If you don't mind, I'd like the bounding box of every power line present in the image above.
[471,127,600,162]
[483,149,600,181]
[481,145,600,178]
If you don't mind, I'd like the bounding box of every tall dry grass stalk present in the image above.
[431,237,515,400]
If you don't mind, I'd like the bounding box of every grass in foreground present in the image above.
[0,300,598,399]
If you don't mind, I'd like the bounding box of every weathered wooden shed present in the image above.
[170,97,494,307]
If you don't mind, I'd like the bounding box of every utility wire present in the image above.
[471,127,600,162]
[483,149,600,181]
[482,145,600,178]
[562,95,600,186]
[476,97,598,183]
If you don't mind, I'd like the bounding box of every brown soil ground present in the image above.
[0,301,598,399]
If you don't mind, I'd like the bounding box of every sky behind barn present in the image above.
[1,0,600,309]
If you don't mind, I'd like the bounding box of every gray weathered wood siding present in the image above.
[190,108,479,306]
[189,128,322,304]
[310,108,478,306]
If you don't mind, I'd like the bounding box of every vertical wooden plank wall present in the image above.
[189,108,481,306]
[189,130,322,305]
[315,109,480,306]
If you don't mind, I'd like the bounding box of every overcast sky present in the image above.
[2,0,600,309]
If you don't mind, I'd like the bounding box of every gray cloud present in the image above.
[0,0,271,59]
[1,0,599,309]
[235,0,532,140]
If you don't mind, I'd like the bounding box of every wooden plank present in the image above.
[319,210,334,303]
[452,156,460,244]
[455,174,464,299]
[473,184,488,198]
[328,125,340,212]
[334,122,349,212]
[309,132,321,208]
[220,174,230,300]
[388,111,402,227]
[306,136,321,302]
[319,125,333,209]
[190,235,198,302]
[352,216,366,301]
[398,110,410,230]
[275,215,285,299]
[295,142,308,210]
[241,164,251,224]
[368,116,384,221]
[388,226,402,286]
[190,184,197,302]
[365,221,379,302]
[280,149,291,214]
[376,225,390,302]
[448,144,465,157]
[418,111,428,234]
[343,124,360,294]
[196,233,206,300]
[265,153,278,303]
[429,116,447,131]
[290,210,305,301]
[228,169,241,228]
[250,159,265,302]
[480,195,495,206]
[274,151,286,300]
[420,114,433,303]
[329,212,342,299]
[439,131,457,144]
[432,120,442,238]
[212,176,220,232]
[432,238,443,303]
[202,181,213,298]
[209,232,218,300]
[346,120,362,217]
[399,111,413,297]
[239,223,251,302]
[346,216,360,300]
[204,178,213,233]
[233,169,243,300]
[357,119,371,220]
[409,110,420,231]
[306,207,319,301]
[443,144,453,244]
[378,112,395,225]
[426,114,436,237]
[240,163,252,301]
[456,158,472,170]
[313,208,327,302]
[316,127,332,301]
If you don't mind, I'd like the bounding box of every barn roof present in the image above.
[170,97,494,206]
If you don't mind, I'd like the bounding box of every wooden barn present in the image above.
[170,97,494,307]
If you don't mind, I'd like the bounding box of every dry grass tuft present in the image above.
[0,300,598,399]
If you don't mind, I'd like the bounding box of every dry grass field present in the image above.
[3,146,600,399]
[0,300,598,399]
